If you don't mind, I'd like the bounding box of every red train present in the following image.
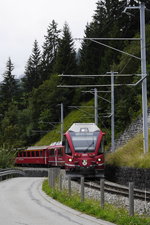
[15,142,65,167]
[63,123,105,178]
[15,123,105,178]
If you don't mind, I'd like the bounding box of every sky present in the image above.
[0,0,98,80]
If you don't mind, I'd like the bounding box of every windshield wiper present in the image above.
[84,141,94,153]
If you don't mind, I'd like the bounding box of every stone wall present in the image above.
[105,165,150,190]
[22,168,48,177]
[114,107,150,150]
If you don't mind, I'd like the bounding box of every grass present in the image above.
[35,99,95,146]
[42,179,150,225]
[106,130,150,168]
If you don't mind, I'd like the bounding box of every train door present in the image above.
[48,148,55,166]
[56,147,65,167]
[54,148,58,166]
[48,146,65,167]
[47,148,59,166]
[44,150,47,165]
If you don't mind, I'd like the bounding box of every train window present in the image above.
[49,149,55,156]
[32,151,35,157]
[27,152,30,157]
[65,141,72,155]
[23,152,26,157]
[69,131,99,153]
[39,151,42,157]
[58,148,63,156]
[98,140,104,153]
[36,151,39,157]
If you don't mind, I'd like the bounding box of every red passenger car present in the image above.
[48,142,65,167]
[63,123,105,178]
[15,142,65,167]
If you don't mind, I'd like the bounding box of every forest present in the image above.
[0,0,150,149]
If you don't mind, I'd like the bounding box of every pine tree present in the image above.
[54,22,77,76]
[79,0,141,76]
[53,23,77,106]
[22,40,41,92]
[1,57,17,103]
[41,20,61,81]
[79,0,108,75]
[79,22,102,75]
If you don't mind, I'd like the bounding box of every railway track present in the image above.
[16,167,150,202]
[84,180,150,201]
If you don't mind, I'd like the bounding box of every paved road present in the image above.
[0,177,115,225]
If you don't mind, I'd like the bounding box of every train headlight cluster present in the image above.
[68,158,72,162]
[98,158,102,162]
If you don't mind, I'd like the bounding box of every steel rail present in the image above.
[84,180,150,201]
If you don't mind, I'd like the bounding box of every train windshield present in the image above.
[69,131,99,153]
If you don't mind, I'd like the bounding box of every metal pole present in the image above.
[140,3,148,153]
[61,103,64,142]
[111,72,115,152]
[94,88,98,125]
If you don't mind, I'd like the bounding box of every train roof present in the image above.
[68,123,100,133]
[49,141,62,147]
[25,142,63,151]
[26,146,49,151]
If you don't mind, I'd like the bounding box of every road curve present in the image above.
[0,177,115,225]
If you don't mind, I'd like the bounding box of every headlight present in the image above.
[98,158,102,162]
[68,158,72,162]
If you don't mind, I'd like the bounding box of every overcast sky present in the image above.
[0,0,98,80]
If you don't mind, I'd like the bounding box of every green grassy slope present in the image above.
[106,130,150,168]
[35,100,95,146]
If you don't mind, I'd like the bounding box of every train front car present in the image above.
[64,123,105,178]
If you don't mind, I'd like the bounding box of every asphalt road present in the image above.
[0,177,115,225]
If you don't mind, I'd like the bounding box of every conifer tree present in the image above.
[79,0,108,75]
[79,22,101,75]
[23,40,41,92]
[54,22,77,76]
[79,0,139,75]
[1,57,17,103]
[41,20,61,81]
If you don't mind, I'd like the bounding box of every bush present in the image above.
[0,144,16,168]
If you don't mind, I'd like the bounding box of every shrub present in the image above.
[0,144,16,168]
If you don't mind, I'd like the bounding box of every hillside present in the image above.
[35,99,98,146]
[106,130,150,168]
